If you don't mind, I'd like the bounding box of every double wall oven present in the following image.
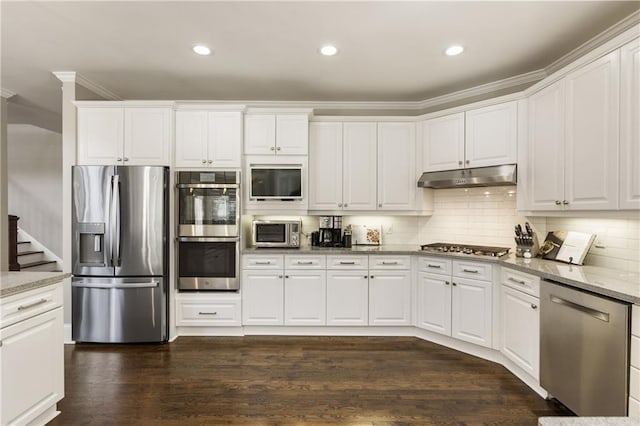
[177,171,240,291]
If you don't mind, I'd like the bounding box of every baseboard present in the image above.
[64,323,75,344]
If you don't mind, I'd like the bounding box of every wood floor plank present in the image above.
[51,336,573,425]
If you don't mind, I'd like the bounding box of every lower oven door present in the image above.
[178,237,239,290]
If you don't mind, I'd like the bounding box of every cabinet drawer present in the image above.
[176,296,241,326]
[500,267,540,297]
[1,282,64,329]
[242,254,284,270]
[370,255,411,270]
[632,305,640,337]
[285,255,326,269]
[327,255,368,269]
[418,256,452,275]
[632,335,640,369]
[453,260,492,281]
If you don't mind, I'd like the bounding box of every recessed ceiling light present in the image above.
[320,45,338,56]
[193,45,211,56]
[445,45,464,56]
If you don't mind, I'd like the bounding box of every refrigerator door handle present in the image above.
[72,281,160,289]
[113,174,121,267]
[107,174,115,267]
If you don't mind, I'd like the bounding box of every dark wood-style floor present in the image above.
[51,336,572,425]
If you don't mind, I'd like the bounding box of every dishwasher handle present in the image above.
[550,295,610,322]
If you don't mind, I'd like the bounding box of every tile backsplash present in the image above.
[246,187,639,272]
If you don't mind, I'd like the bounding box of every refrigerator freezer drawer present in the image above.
[72,277,168,343]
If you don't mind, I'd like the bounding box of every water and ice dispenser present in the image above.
[77,222,106,265]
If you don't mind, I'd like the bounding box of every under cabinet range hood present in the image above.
[417,164,517,189]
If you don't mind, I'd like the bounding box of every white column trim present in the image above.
[1,89,16,99]
[53,71,121,101]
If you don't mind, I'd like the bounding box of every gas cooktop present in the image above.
[420,243,510,258]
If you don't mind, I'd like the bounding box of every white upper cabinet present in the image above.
[308,122,343,210]
[377,122,416,210]
[175,110,242,168]
[244,113,308,155]
[527,80,566,210]
[421,101,517,172]
[342,122,378,211]
[620,38,640,209]
[564,50,620,210]
[421,112,465,172]
[77,104,171,166]
[465,101,518,168]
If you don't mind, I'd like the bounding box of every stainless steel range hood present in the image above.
[417,164,517,189]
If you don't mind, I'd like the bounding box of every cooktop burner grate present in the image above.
[420,242,510,257]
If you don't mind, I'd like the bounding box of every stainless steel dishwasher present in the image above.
[540,279,630,416]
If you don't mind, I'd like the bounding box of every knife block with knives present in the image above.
[514,222,539,258]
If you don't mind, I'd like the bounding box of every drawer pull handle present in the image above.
[382,261,398,265]
[17,298,48,311]
[427,264,441,268]
[296,261,314,265]
[508,277,527,286]
[255,261,272,265]
[339,261,355,265]
[463,269,479,273]
[198,312,218,316]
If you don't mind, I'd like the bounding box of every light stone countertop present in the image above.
[243,245,640,304]
[0,271,71,299]
[539,417,639,425]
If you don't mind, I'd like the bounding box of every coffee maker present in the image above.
[316,216,342,247]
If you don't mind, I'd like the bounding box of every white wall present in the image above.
[7,124,62,256]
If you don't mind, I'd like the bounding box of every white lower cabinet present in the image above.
[1,283,64,426]
[369,270,412,325]
[284,270,327,326]
[417,257,493,348]
[326,270,369,326]
[242,269,284,326]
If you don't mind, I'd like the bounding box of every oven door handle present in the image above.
[176,183,239,189]
[178,236,240,243]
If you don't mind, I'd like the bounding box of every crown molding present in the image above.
[545,10,640,75]
[1,89,16,99]
[52,71,121,100]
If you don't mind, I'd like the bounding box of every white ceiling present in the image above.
[2,1,639,122]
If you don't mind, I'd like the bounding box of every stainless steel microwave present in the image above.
[249,165,303,200]
[252,220,301,248]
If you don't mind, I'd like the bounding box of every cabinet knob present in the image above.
[124,157,129,162]
[270,146,275,151]
[364,275,368,279]
[555,200,562,205]
[370,275,374,279]
[344,203,348,208]
[208,160,213,164]
[202,160,207,164]
[562,200,569,205]
[285,275,289,279]
[445,281,450,285]
[531,304,538,310]
[452,282,457,286]
[458,160,463,166]
[117,157,123,162]
[465,160,470,164]
[278,275,283,279]
[276,147,281,151]
[378,203,382,208]
[338,203,343,207]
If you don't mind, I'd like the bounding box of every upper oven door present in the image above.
[177,184,239,237]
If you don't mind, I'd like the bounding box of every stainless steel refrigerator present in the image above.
[71,165,169,343]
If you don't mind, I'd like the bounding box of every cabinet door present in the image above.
[342,122,377,210]
[377,122,416,210]
[500,286,540,379]
[123,107,171,165]
[284,270,326,326]
[420,113,465,172]
[620,38,640,209]
[308,122,343,210]
[244,114,276,155]
[527,81,566,210]
[175,111,208,167]
[0,307,63,426]
[241,270,284,326]
[326,270,369,326]
[369,270,411,326]
[208,112,242,168]
[465,101,518,168]
[564,50,620,210]
[77,107,123,165]
[451,277,492,348]
[276,114,309,155]
[416,272,452,336]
